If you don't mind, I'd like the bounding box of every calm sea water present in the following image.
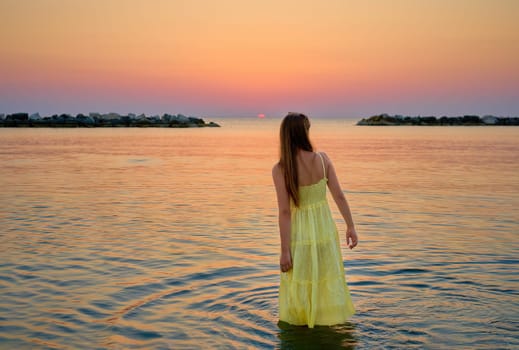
[0,118,518,349]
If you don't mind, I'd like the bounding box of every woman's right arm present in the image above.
[322,153,358,249]
[272,164,293,272]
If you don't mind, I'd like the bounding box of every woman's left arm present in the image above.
[272,165,293,272]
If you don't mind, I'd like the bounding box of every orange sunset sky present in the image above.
[1,0,518,117]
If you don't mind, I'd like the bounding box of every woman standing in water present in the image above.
[272,112,357,328]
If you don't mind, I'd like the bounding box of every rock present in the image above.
[0,111,220,128]
[168,114,190,125]
[55,114,71,123]
[501,117,519,125]
[175,114,190,123]
[357,113,483,125]
[462,115,481,124]
[107,112,121,119]
[56,114,78,126]
[76,114,95,126]
[208,121,220,127]
[439,116,450,125]
[421,116,437,125]
[162,113,176,122]
[7,113,29,121]
[119,116,131,126]
[356,113,499,126]
[358,114,398,125]
[136,116,151,126]
[111,118,125,126]
[482,115,498,125]
[188,116,205,124]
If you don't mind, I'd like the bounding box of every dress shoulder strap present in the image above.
[317,152,326,179]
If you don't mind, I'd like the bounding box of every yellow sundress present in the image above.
[279,152,355,328]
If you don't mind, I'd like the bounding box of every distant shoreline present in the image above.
[357,114,519,126]
[0,113,220,128]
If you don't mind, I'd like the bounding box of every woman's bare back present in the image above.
[296,150,325,187]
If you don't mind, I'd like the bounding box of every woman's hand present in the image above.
[280,251,293,272]
[346,227,358,249]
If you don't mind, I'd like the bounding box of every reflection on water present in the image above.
[0,118,518,349]
[278,321,357,350]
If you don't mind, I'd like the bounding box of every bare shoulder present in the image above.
[272,163,287,191]
[319,151,333,166]
[272,162,282,178]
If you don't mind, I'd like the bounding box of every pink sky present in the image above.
[1,0,518,117]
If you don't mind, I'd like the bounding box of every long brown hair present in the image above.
[279,112,313,207]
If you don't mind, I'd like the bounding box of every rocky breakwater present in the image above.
[0,113,220,128]
[357,114,519,126]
